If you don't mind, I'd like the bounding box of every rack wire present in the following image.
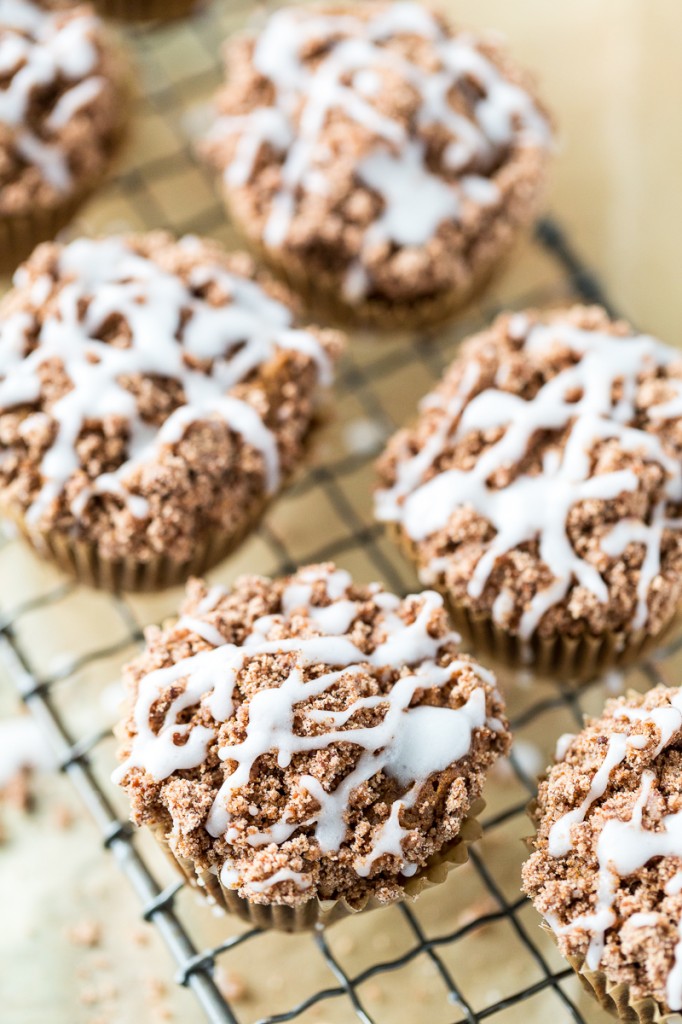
[1,4,680,1023]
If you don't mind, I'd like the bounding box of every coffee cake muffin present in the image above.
[376,305,682,680]
[0,233,343,590]
[114,563,510,931]
[523,686,682,1022]
[0,0,130,273]
[201,2,552,328]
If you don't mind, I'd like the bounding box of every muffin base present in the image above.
[388,524,673,684]
[446,601,669,685]
[148,801,485,933]
[5,491,272,592]
[556,940,668,1023]
[94,0,203,21]
[224,198,532,331]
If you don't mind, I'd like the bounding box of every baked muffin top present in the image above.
[114,563,510,908]
[376,305,682,641]
[0,233,342,561]
[0,0,126,213]
[202,1,551,305]
[524,686,682,1011]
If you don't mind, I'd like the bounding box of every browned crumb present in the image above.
[67,919,101,948]
[454,894,498,929]
[115,564,510,910]
[131,926,150,946]
[1,766,34,812]
[523,685,682,1007]
[377,305,682,641]
[214,967,249,1003]
[52,802,75,830]
[145,976,173,1018]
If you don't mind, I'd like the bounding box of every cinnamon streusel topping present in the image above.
[376,305,682,642]
[202,1,551,307]
[0,233,342,562]
[114,564,510,908]
[523,686,682,1010]
[0,0,126,213]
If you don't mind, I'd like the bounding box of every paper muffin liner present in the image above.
[224,200,526,331]
[147,799,486,933]
[388,524,668,685]
[94,0,203,21]
[5,491,270,591]
[0,198,89,277]
[445,600,665,685]
[563,949,669,1024]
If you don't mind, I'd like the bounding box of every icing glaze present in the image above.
[0,237,332,527]
[544,692,682,1009]
[376,317,682,639]
[206,2,550,299]
[0,0,104,191]
[114,565,502,895]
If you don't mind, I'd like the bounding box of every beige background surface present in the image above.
[2,2,682,1023]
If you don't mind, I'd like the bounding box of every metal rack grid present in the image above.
[1,5,679,1024]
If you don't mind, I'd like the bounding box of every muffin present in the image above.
[0,0,130,273]
[93,0,202,22]
[0,233,343,590]
[201,2,552,329]
[113,563,511,931]
[523,686,682,1022]
[376,305,682,681]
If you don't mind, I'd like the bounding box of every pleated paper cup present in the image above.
[147,800,486,934]
[223,200,529,332]
[445,601,666,686]
[5,490,270,592]
[564,947,670,1024]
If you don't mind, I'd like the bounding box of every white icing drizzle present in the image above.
[206,2,550,300]
[544,693,682,1009]
[0,237,331,526]
[376,319,682,639]
[237,866,312,894]
[0,0,104,191]
[114,565,501,895]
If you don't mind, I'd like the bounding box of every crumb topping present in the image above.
[376,305,682,641]
[0,233,342,561]
[202,1,551,305]
[523,686,682,1010]
[0,0,126,212]
[114,563,510,908]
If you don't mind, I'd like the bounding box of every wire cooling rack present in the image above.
[2,4,681,1023]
